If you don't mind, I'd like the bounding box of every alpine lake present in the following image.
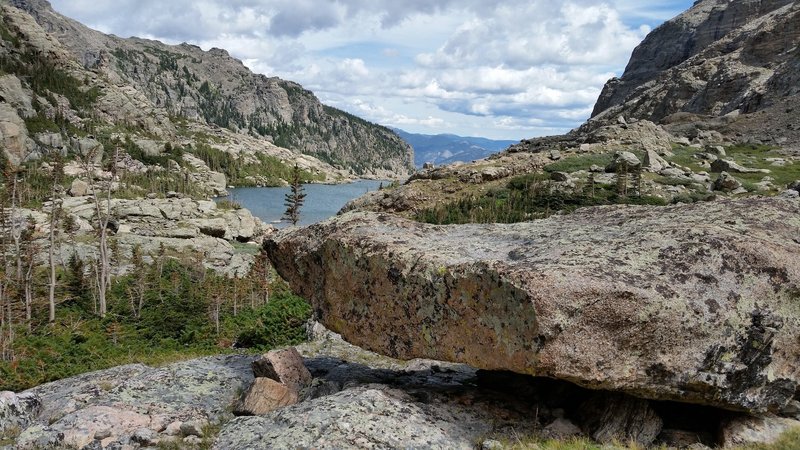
[218,180,386,228]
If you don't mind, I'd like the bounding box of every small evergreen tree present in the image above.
[282,164,306,226]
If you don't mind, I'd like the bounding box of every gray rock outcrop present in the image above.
[0,391,41,435]
[593,0,796,119]
[0,102,33,165]
[591,0,800,151]
[267,197,800,413]
[13,356,253,449]
[23,196,271,276]
[217,386,489,450]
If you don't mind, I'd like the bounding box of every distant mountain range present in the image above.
[392,129,517,168]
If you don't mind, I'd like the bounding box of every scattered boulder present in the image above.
[660,167,687,178]
[164,421,183,436]
[267,197,800,413]
[720,416,800,447]
[691,172,712,184]
[72,137,104,164]
[549,149,562,161]
[784,189,800,198]
[711,159,770,174]
[579,393,663,446]
[68,179,90,197]
[606,151,641,172]
[11,356,253,448]
[234,378,300,416]
[542,418,582,439]
[463,166,512,183]
[182,153,228,196]
[788,180,800,192]
[252,348,312,392]
[550,171,571,182]
[712,171,743,192]
[706,146,727,157]
[180,419,207,437]
[643,149,669,172]
[130,428,159,446]
[695,152,719,162]
[14,424,64,449]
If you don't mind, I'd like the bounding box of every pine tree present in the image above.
[282,164,306,226]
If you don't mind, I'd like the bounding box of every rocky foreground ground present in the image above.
[2,322,798,449]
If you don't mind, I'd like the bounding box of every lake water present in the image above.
[220,180,385,228]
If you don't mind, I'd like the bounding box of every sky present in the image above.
[49,0,695,140]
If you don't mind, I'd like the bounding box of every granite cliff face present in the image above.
[0,0,413,178]
[591,0,800,150]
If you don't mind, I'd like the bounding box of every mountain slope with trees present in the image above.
[1,0,414,180]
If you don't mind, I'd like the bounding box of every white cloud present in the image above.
[48,0,694,139]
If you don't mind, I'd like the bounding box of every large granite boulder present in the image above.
[267,197,800,413]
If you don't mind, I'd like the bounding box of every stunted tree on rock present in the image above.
[282,164,306,226]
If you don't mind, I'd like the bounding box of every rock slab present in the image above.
[267,197,800,413]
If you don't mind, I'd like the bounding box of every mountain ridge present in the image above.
[392,128,517,168]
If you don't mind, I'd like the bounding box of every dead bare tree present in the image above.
[80,146,118,318]
[21,222,36,331]
[48,152,65,323]
[0,167,16,360]
[127,244,147,319]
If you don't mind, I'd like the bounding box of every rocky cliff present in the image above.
[0,0,414,179]
[591,0,800,150]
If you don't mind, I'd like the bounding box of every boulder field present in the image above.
[267,196,800,414]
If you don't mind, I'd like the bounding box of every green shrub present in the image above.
[216,199,242,210]
[189,144,322,186]
[0,254,310,391]
[234,292,312,349]
[415,173,666,225]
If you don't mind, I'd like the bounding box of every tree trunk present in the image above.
[48,193,58,323]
